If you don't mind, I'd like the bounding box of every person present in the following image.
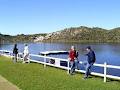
[13,44,18,63]
[83,46,96,79]
[23,44,29,63]
[68,46,77,75]
[74,50,79,69]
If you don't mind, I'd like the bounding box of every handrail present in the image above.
[30,54,68,61]
[30,53,120,69]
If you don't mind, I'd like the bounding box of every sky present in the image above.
[0,0,120,35]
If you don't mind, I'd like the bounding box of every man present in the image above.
[84,46,96,79]
[23,44,29,63]
[68,46,77,75]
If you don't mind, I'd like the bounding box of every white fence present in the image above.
[0,50,120,82]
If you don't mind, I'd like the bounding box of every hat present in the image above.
[25,44,28,46]
[86,46,91,50]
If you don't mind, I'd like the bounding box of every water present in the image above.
[0,42,120,76]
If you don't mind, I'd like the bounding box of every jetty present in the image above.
[40,50,68,55]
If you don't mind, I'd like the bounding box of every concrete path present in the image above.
[0,75,20,90]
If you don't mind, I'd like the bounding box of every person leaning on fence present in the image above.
[74,50,79,69]
[83,46,96,79]
[23,44,30,63]
[13,44,18,63]
[68,46,77,75]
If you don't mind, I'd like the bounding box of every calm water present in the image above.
[0,42,120,76]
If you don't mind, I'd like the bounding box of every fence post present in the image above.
[67,60,70,74]
[104,62,107,82]
[44,54,46,68]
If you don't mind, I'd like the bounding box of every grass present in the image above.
[0,56,120,90]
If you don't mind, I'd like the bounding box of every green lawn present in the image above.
[0,56,120,90]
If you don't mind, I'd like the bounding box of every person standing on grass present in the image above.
[13,44,18,63]
[23,44,29,63]
[74,50,79,69]
[83,46,96,79]
[68,46,77,75]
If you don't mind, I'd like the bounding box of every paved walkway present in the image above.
[0,75,20,90]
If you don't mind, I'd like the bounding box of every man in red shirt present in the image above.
[68,46,77,74]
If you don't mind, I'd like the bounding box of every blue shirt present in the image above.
[86,50,96,64]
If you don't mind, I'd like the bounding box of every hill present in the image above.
[1,26,120,43]
[35,26,120,43]
[0,33,47,43]
[0,33,12,43]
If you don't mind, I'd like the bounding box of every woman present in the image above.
[68,46,76,75]
[13,44,18,63]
